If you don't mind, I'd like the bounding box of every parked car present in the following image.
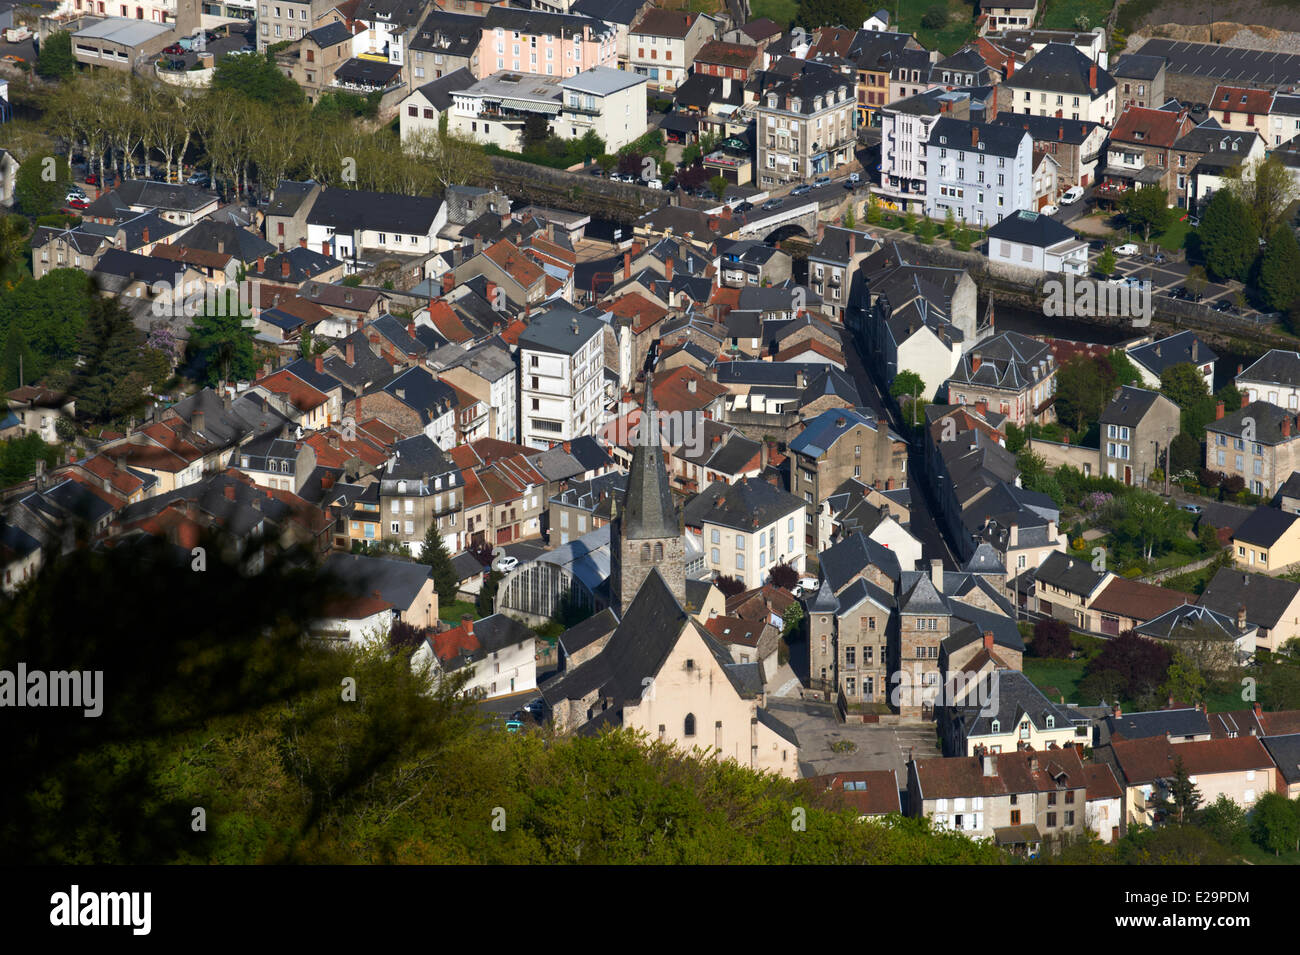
[790,183,812,196]
[761,197,784,211]
[524,698,545,717]
[1181,503,1203,514]
[1040,203,1059,216]
[162,43,184,54]
[493,554,519,573]
[84,173,98,186]
[505,719,523,733]
[813,175,831,187]
[186,171,211,187]
[847,172,861,185]
[1060,186,1085,204]
[644,178,663,190]
[1114,243,1139,255]
[1214,300,1235,313]
[66,198,89,210]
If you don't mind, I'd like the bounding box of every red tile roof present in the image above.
[484,239,543,289]
[704,615,763,647]
[651,366,727,414]
[604,292,668,335]
[431,622,479,662]
[806,770,901,815]
[913,747,1086,799]
[1090,577,1191,621]
[1212,84,1272,116]
[257,369,329,413]
[427,299,474,344]
[1111,735,1274,785]
[1110,105,1189,149]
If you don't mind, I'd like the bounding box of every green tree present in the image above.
[1258,225,1300,312]
[1121,186,1171,241]
[797,0,871,28]
[890,370,926,426]
[921,4,948,29]
[1197,794,1250,852]
[0,325,37,392]
[1055,354,1114,434]
[69,298,171,424]
[1104,490,1186,560]
[1151,756,1202,823]
[476,569,503,617]
[187,305,257,388]
[418,524,460,606]
[1199,189,1259,281]
[1160,362,1213,436]
[0,434,60,486]
[1107,350,1142,387]
[1251,791,1300,855]
[35,31,75,80]
[710,175,729,200]
[1096,246,1116,277]
[1169,431,1201,475]
[14,154,69,217]
[1228,156,1300,237]
[782,601,804,637]
[211,53,306,110]
[1161,650,1207,706]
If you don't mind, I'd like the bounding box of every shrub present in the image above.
[1031,619,1073,659]
[921,4,948,29]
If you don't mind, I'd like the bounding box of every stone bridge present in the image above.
[729,199,820,242]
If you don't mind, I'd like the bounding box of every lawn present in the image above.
[1151,216,1192,252]
[1239,842,1300,865]
[439,599,480,624]
[749,0,799,27]
[1024,656,1089,702]
[895,0,978,55]
[1038,0,1111,30]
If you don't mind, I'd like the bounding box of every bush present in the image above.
[921,4,948,29]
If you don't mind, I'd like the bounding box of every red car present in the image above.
[84,173,98,186]
[162,43,184,55]
[67,198,89,210]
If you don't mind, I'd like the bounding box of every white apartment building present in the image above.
[925,117,1034,227]
[686,478,806,590]
[304,188,447,261]
[517,307,607,450]
[879,89,971,213]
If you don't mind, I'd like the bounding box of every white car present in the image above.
[644,178,663,190]
[1040,203,1059,216]
[1114,242,1140,255]
[493,555,519,573]
[1060,186,1085,204]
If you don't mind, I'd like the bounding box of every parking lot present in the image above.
[765,697,935,803]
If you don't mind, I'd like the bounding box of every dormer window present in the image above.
[397,481,407,493]
[991,719,1000,733]
[1046,716,1055,728]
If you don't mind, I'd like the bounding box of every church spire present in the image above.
[621,385,678,540]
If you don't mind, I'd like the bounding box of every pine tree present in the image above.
[1156,756,1202,823]
[418,524,459,605]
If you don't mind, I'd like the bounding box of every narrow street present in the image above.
[842,327,960,570]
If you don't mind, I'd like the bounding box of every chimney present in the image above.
[257,256,265,273]
[315,354,324,374]
[224,484,236,501]
[975,399,988,416]
[1005,55,1014,78]
[688,377,697,393]
[971,354,982,373]
[1113,703,1122,719]
[1242,392,1250,409]
[443,271,455,294]
[1089,64,1097,92]
[1254,701,1263,718]
[1058,124,1064,140]
[142,226,150,245]
[848,232,856,259]
[624,251,632,280]
[1237,605,1247,631]
[970,126,979,148]
[796,369,806,390]
[666,256,674,280]
[1192,340,1198,361]
[192,410,205,434]
[486,280,497,306]
[1215,401,1225,420]
[461,614,474,636]
[281,259,291,278]
[346,341,355,366]
[408,321,417,340]
[931,558,943,594]
[982,754,996,776]
[761,439,769,470]
[1284,417,1292,438]
[322,242,330,255]
[299,237,306,248]
[982,629,994,650]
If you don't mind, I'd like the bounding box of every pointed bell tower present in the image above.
[609,387,686,617]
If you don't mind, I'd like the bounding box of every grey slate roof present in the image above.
[683,477,803,533]
[1035,550,1106,597]
[1199,567,1300,631]
[1261,734,1300,784]
[620,389,679,541]
[323,552,432,611]
[986,209,1079,247]
[1231,506,1299,549]
[1126,331,1216,379]
[929,117,1029,159]
[1100,385,1167,428]
[1106,707,1210,742]
[1002,42,1116,97]
[820,531,902,589]
[1238,349,1300,388]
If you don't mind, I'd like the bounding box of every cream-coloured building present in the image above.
[755,66,858,187]
[1109,735,1276,830]
[684,478,806,590]
[627,8,714,92]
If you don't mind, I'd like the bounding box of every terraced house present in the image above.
[943,331,1056,427]
[755,64,858,187]
[628,8,714,92]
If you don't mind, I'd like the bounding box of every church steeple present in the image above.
[622,386,678,541]
[609,387,685,617]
